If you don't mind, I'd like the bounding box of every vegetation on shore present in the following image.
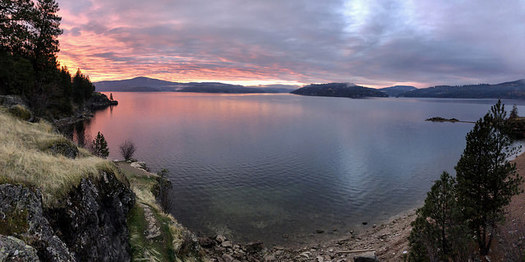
[117,162,204,262]
[0,0,105,119]
[409,101,524,261]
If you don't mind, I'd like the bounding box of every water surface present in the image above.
[70,93,523,246]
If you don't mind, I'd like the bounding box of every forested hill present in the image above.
[379,85,417,97]
[0,0,105,119]
[291,83,388,98]
[94,77,292,93]
[399,80,525,99]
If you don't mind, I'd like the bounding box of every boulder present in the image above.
[0,235,40,261]
[354,251,378,262]
[0,184,76,261]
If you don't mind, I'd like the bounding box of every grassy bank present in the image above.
[0,106,120,207]
[0,106,203,261]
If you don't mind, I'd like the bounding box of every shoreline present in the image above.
[123,159,419,261]
[119,145,525,261]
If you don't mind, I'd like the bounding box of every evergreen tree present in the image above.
[32,0,62,71]
[409,172,470,261]
[510,104,519,119]
[0,0,37,56]
[455,100,523,256]
[91,131,109,158]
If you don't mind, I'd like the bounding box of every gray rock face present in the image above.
[0,184,76,261]
[0,170,135,262]
[0,235,40,261]
[46,171,135,262]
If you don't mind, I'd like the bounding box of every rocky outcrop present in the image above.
[86,92,118,110]
[0,235,40,261]
[0,184,76,261]
[0,170,135,262]
[45,171,134,262]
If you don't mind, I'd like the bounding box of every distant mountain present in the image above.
[291,83,388,98]
[379,85,417,97]
[400,80,525,99]
[94,77,291,93]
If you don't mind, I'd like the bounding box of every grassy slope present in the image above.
[0,106,203,261]
[0,106,118,206]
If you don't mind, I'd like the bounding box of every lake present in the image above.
[67,93,523,246]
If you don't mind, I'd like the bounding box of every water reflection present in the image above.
[67,93,524,246]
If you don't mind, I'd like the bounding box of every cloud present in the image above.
[57,0,525,87]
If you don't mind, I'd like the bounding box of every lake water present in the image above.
[68,93,523,246]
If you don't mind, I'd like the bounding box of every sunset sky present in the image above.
[56,0,525,88]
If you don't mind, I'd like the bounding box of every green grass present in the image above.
[118,162,204,262]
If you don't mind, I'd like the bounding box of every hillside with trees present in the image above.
[291,83,388,98]
[400,79,525,99]
[0,0,110,119]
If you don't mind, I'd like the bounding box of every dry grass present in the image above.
[0,107,117,206]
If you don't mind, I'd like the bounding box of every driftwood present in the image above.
[336,249,375,254]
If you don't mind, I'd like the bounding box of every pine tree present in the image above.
[409,172,470,261]
[510,104,519,119]
[92,131,109,158]
[455,100,523,256]
[32,0,62,71]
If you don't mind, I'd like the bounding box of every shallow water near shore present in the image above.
[68,93,525,246]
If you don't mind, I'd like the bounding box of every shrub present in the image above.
[119,140,136,161]
[8,105,32,121]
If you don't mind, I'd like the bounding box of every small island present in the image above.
[291,83,388,98]
[425,117,460,123]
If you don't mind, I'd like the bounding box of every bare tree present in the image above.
[119,140,136,161]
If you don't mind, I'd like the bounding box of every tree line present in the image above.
[409,101,524,261]
[0,0,95,118]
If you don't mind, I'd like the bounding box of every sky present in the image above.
[56,0,525,88]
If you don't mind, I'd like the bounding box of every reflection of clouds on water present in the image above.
[79,93,507,246]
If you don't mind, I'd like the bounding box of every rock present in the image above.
[362,222,368,225]
[316,229,325,234]
[199,237,215,248]
[216,234,227,243]
[221,240,233,248]
[45,170,135,262]
[245,241,264,254]
[299,251,311,259]
[0,184,76,261]
[222,253,235,262]
[142,204,161,239]
[47,139,79,159]
[264,254,276,261]
[0,235,40,261]
[317,255,324,262]
[354,251,378,262]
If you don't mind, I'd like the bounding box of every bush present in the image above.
[119,140,136,161]
[8,105,32,121]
